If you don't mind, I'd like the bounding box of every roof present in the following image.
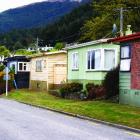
[29,51,67,59]
[5,56,30,62]
[108,32,140,43]
[65,39,110,50]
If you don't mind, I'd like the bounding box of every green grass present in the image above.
[2,89,140,129]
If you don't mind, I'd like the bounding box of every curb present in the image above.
[7,99,140,134]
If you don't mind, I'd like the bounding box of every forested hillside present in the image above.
[0,0,86,32]
[0,2,93,50]
[0,0,140,51]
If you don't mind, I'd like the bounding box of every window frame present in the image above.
[18,62,29,72]
[86,48,117,71]
[103,48,117,71]
[86,49,102,71]
[36,60,42,72]
[120,45,131,72]
[120,46,131,59]
[71,52,79,70]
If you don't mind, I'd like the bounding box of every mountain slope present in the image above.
[0,0,87,32]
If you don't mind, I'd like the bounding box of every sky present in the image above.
[0,0,46,13]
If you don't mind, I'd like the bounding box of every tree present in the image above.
[13,41,24,51]
[0,46,10,57]
[15,49,33,55]
[54,42,65,50]
[80,0,140,41]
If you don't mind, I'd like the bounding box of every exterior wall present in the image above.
[47,53,67,89]
[119,43,140,107]
[30,53,67,91]
[67,43,120,89]
[119,72,140,107]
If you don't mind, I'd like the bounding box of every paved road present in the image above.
[0,99,140,140]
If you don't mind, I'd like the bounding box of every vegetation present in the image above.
[80,0,140,41]
[0,2,93,50]
[102,66,119,99]
[0,46,10,57]
[59,82,83,99]
[86,83,106,99]
[0,1,83,32]
[15,49,34,55]
[4,89,140,129]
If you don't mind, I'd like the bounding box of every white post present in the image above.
[6,67,8,96]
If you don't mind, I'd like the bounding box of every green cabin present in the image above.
[66,39,120,89]
[109,28,140,107]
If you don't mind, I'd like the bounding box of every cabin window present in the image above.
[121,46,130,59]
[36,60,42,72]
[87,50,101,70]
[104,50,115,70]
[120,46,131,71]
[18,62,28,71]
[72,52,78,70]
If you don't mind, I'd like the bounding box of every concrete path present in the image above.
[0,98,139,140]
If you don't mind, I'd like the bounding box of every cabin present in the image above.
[108,26,140,107]
[65,39,120,89]
[29,51,67,91]
[4,56,30,89]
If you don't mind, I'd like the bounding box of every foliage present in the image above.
[0,64,5,71]
[13,41,24,51]
[54,42,65,50]
[0,46,10,57]
[15,49,33,55]
[102,66,119,99]
[0,65,14,94]
[59,82,83,98]
[86,83,106,100]
[0,2,93,50]
[80,0,140,41]
[0,1,83,33]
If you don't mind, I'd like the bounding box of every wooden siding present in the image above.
[119,72,131,90]
[47,54,67,85]
[30,53,67,90]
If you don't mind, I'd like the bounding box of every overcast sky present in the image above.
[0,0,47,13]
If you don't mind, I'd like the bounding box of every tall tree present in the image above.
[80,0,140,41]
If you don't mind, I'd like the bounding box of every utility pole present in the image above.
[115,7,127,36]
[120,7,124,36]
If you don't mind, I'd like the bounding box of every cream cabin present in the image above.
[29,51,67,91]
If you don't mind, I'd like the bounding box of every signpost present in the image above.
[3,67,10,96]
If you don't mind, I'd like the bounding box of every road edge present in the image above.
[4,98,140,134]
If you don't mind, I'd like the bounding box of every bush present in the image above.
[59,82,83,99]
[102,66,119,99]
[86,83,106,100]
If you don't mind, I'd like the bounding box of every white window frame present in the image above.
[71,52,79,70]
[86,48,117,71]
[36,60,42,72]
[103,48,117,71]
[18,62,29,72]
[120,46,131,71]
[86,49,102,71]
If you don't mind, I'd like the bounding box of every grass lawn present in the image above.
[2,89,140,129]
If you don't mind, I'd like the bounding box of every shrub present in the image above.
[86,83,106,100]
[59,82,83,98]
[102,66,119,99]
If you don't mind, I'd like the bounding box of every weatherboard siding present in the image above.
[30,53,67,90]
[119,72,131,90]
[67,43,120,88]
